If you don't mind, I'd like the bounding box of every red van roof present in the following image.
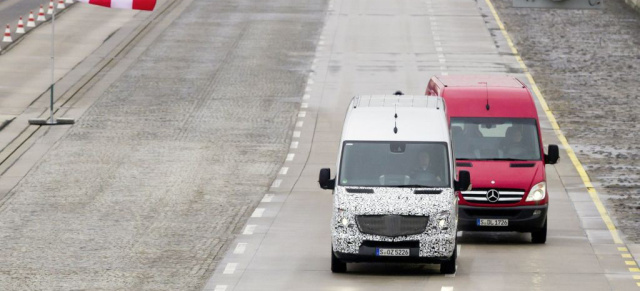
[432,75,538,118]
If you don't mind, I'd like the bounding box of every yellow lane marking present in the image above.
[636,282,640,287]
[630,268,640,273]
[634,275,640,280]
[627,261,639,266]
[620,247,630,252]
[484,0,624,245]
[623,254,633,259]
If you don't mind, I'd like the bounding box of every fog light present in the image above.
[533,210,542,215]
[341,217,349,226]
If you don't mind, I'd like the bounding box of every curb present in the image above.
[626,0,640,13]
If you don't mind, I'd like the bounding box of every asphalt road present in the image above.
[203,0,640,290]
[0,0,638,290]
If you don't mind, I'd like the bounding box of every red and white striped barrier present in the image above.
[37,6,46,21]
[16,17,25,34]
[27,11,36,27]
[76,0,157,11]
[2,25,12,43]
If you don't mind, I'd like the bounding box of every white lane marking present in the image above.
[301,103,309,108]
[440,66,448,71]
[436,47,443,52]
[286,153,295,161]
[296,121,304,127]
[261,194,274,202]
[303,94,310,100]
[442,72,449,75]
[271,179,282,188]
[251,208,265,218]
[293,131,301,138]
[439,59,446,64]
[223,263,237,275]
[234,243,247,254]
[298,111,307,117]
[307,79,314,85]
[214,285,227,291]
[434,35,441,40]
[243,225,256,235]
[290,141,299,149]
[457,244,461,256]
[305,87,311,92]
[319,40,325,45]
[435,41,442,46]
[441,287,454,291]
[438,53,445,58]
[279,167,289,175]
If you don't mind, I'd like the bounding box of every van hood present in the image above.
[458,160,544,191]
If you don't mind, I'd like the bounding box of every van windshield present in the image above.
[451,118,541,161]
[338,141,450,188]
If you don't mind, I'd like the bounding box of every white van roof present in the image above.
[342,95,449,142]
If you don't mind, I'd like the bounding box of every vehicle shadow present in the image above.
[346,263,441,276]
[457,231,533,245]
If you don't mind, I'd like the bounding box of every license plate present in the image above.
[376,248,410,256]
[477,219,509,226]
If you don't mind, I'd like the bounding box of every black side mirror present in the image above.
[455,170,471,192]
[319,168,335,190]
[545,144,559,165]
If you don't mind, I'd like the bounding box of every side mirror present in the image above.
[545,144,559,165]
[319,168,335,190]
[455,170,471,192]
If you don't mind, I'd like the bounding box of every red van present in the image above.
[426,75,559,243]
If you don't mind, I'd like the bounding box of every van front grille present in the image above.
[356,215,429,237]
[461,188,525,204]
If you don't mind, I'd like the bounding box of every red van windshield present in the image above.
[451,118,541,161]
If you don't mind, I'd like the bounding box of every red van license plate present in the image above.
[477,219,509,226]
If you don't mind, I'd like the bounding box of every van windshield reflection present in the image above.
[338,141,450,188]
[451,117,541,161]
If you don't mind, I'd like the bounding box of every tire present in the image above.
[440,244,457,275]
[331,248,347,273]
[531,220,547,244]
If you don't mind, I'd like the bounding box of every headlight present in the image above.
[526,182,546,202]
[336,208,353,228]
[436,211,450,230]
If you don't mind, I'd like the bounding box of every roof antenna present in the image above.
[393,103,398,134]
[484,82,490,110]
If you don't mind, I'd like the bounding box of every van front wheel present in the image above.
[440,244,457,274]
[331,248,347,273]
[531,220,547,244]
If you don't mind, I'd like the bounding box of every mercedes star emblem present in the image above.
[486,189,500,203]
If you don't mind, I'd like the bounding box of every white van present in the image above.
[319,94,471,274]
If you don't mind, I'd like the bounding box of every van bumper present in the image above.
[334,241,452,264]
[458,205,547,232]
